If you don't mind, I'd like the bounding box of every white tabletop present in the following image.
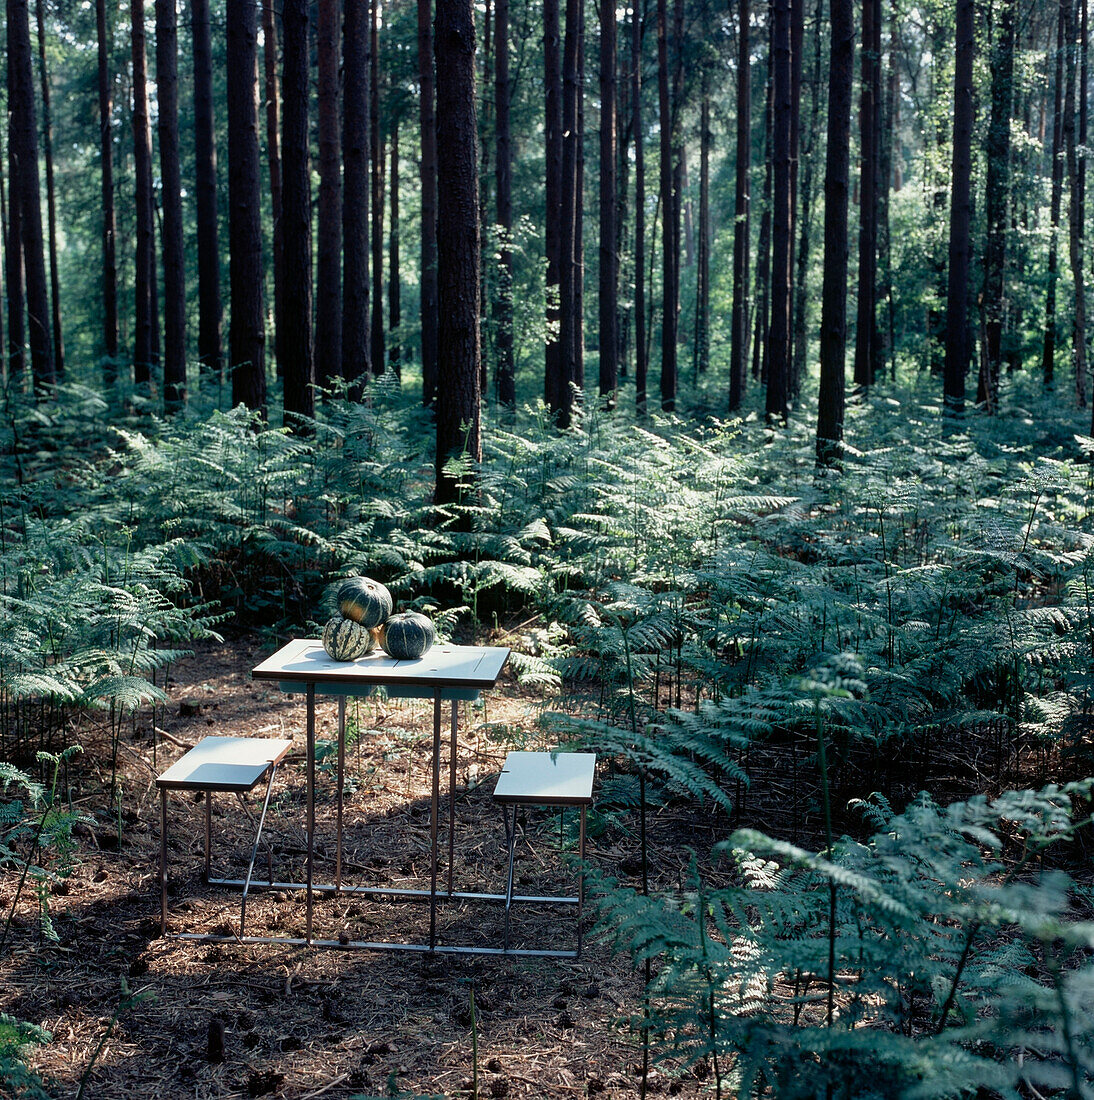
[493,751,597,805]
[252,638,510,691]
[156,735,294,791]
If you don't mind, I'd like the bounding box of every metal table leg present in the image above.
[337,696,346,893]
[306,683,315,945]
[429,688,442,948]
[448,701,457,894]
[159,787,168,935]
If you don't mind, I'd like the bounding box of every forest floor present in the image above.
[1,635,723,1100]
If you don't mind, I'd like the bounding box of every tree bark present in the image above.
[977,0,1016,411]
[766,0,792,424]
[96,0,117,384]
[157,0,186,411]
[262,0,283,380]
[4,122,25,389]
[598,0,618,403]
[853,0,880,388]
[1064,0,1087,407]
[544,0,565,419]
[494,0,515,408]
[419,0,439,404]
[632,0,647,413]
[34,0,62,380]
[694,83,710,379]
[389,127,401,374]
[752,45,773,384]
[9,0,54,395]
[281,0,314,421]
[656,0,676,410]
[317,0,343,387]
[131,0,155,389]
[560,0,582,414]
[434,0,481,503]
[227,0,267,411]
[943,0,975,416]
[193,0,223,389]
[1042,3,1065,389]
[791,0,822,397]
[370,0,385,374]
[817,0,853,466]
[344,0,371,396]
[729,0,750,411]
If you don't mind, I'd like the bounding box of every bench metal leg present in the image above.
[577,806,586,957]
[239,763,280,937]
[160,788,168,936]
[501,804,521,951]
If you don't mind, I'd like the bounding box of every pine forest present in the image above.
[3,0,1094,1096]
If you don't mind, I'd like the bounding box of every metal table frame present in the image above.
[228,639,580,956]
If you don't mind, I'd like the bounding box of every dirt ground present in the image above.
[0,637,707,1100]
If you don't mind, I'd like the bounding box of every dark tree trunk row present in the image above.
[131,0,155,389]
[543,0,565,418]
[434,0,481,503]
[227,0,266,411]
[263,0,283,381]
[656,0,676,410]
[281,0,314,421]
[752,48,773,385]
[729,0,749,411]
[854,0,881,390]
[96,0,117,384]
[370,0,385,374]
[419,0,439,405]
[1042,2,1065,389]
[317,0,343,387]
[599,0,618,403]
[389,127,401,374]
[494,0,516,408]
[817,0,854,465]
[632,0,647,413]
[4,109,26,389]
[193,0,222,389]
[35,0,63,380]
[943,0,975,415]
[344,0,371,394]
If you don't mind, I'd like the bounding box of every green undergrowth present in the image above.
[3,374,1094,1094]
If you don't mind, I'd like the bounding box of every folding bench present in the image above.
[493,750,596,956]
[157,735,293,938]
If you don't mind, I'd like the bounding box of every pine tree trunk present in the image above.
[494,0,516,408]
[1042,4,1065,389]
[131,0,155,389]
[729,0,749,411]
[656,0,676,410]
[878,0,896,380]
[943,0,975,415]
[791,0,821,397]
[157,0,186,411]
[193,0,222,389]
[479,0,493,399]
[9,0,54,394]
[344,0,371,395]
[695,84,710,378]
[787,0,802,385]
[34,0,63,379]
[560,0,581,418]
[434,0,481,504]
[317,0,343,387]
[598,0,618,402]
[418,0,438,405]
[281,0,314,421]
[1064,0,1087,407]
[753,46,773,384]
[977,0,1016,412]
[227,0,267,411]
[96,0,117,384]
[262,0,283,380]
[817,0,853,466]
[766,0,792,424]
[575,5,586,392]
[370,0,385,374]
[544,0,565,418]
[632,0,647,413]
[3,127,25,389]
[389,127,401,374]
[853,0,880,389]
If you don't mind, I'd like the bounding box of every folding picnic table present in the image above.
[247,638,514,953]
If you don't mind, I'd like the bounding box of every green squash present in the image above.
[377,612,435,660]
[337,576,393,628]
[322,616,376,661]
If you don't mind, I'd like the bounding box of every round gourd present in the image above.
[337,576,393,628]
[377,612,435,660]
[322,616,376,661]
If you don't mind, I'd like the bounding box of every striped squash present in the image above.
[322,616,376,661]
[377,612,435,660]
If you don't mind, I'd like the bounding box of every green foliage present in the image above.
[0,1013,52,1100]
[597,782,1094,1098]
